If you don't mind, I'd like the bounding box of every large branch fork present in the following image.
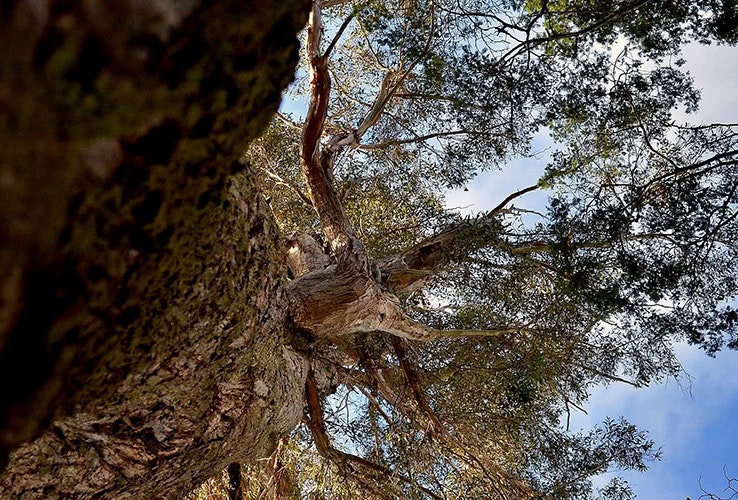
[285,232,522,341]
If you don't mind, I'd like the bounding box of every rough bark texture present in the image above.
[0,0,310,497]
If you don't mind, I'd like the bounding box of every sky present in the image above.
[445,43,738,499]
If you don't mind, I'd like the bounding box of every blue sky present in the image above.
[575,345,738,499]
[446,42,738,499]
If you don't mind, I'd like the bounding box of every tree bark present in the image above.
[227,462,244,500]
[0,0,310,497]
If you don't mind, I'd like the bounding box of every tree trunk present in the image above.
[0,0,310,497]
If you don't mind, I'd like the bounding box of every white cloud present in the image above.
[679,43,738,124]
[564,346,738,497]
[445,131,552,216]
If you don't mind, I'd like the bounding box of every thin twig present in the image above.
[275,112,302,130]
[323,12,355,59]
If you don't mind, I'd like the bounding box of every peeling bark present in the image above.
[283,2,525,344]
[290,2,442,342]
[285,239,519,341]
[300,0,370,274]
[286,232,330,277]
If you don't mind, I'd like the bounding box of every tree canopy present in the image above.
[207,0,738,498]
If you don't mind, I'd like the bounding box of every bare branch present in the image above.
[323,12,355,59]
[673,122,738,130]
[377,182,540,277]
[353,0,436,141]
[572,363,643,388]
[354,69,404,140]
[488,184,540,217]
[358,130,483,150]
[355,386,396,431]
[300,1,366,264]
[391,337,444,436]
[262,168,315,208]
[381,302,528,340]
[302,2,329,170]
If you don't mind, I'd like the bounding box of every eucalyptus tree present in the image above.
[2,0,737,498]
[234,0,738,497]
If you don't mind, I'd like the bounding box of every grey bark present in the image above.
[0,0,310,498]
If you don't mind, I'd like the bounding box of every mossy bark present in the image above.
[0,0,310,497]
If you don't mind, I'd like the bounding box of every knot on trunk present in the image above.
[286,232,330,278]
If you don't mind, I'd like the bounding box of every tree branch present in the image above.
[304,369,444,500]
[353,0,435,142]
[302,1,330,170]
[300,1,367,266]
[488,184,540,216]
[275,112,302,130]
[262,167,315,208]
[358,130,483,150]
[492,0,653,70]
[572,362,643,388]
[391,338,444,437]
[376,182,540,285]
[323,12,355,59]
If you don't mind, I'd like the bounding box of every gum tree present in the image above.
[237,0,738,497]
[1,0,737,498]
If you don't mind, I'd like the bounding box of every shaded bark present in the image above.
[227,463,244,500]
[285,238,524,341]
[0,0,310,497]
